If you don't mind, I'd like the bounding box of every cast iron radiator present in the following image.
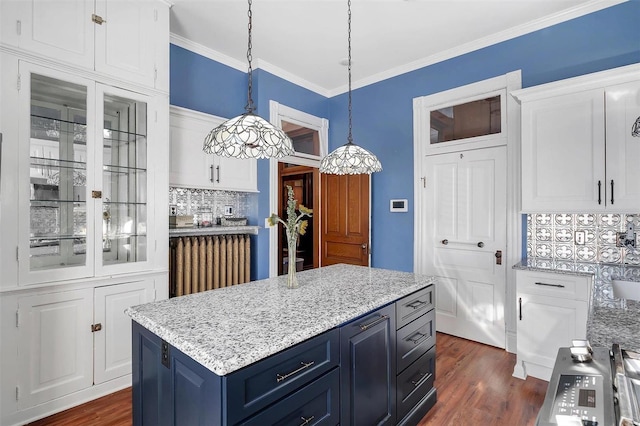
[169,234,251,297]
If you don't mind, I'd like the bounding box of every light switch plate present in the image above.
[575,231,585,245]
[169,205,177,216]
[224,205,233,216]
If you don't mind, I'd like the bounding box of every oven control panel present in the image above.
[552,374,604,425]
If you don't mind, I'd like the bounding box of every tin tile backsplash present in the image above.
[526,213,640,265]
[169,187,256,224]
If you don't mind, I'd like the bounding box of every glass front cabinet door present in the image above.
[19,62,154,285]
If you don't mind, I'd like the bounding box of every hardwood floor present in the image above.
[29,333,548,426]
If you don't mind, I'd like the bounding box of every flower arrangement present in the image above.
[268,185,313,288]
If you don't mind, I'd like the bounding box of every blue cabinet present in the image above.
[131,285,437,425]
[340,304,397,426]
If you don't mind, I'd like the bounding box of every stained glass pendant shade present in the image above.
[319,0,382,175]
[203,0,294,159]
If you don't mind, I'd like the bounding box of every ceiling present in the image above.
[169,0,613,96]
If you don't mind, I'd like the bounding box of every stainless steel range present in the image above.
[536,342,640,426]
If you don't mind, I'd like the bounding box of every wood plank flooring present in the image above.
[29,333,548,426]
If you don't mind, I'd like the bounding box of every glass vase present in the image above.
[286,229,299,289]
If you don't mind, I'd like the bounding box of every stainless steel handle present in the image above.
[410,371,429,388]
[408,331,427,345]
[441,239,484,247]
[519,297,522,320]
[216,165,220,183]
[299,416,315,426]
[209,165,214,182]
[276,361,315,383]
[406,300,426,310]
[359,314,388,331]
[534,281,565,288]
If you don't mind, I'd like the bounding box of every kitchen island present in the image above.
[126,264,437,425]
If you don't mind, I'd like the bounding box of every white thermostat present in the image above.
[389,199,408,212]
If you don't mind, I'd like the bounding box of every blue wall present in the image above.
[169,1,640,277]
[327,1,640,272]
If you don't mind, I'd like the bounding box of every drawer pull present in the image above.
[406,300,426,310]
[408,331,428,345]
[299,415,315,426]
[534,281,565,288]
[411,371,430,388]
[276,361,315,383]
[359,314,389,331]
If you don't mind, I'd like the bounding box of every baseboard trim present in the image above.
[2,376,131,426]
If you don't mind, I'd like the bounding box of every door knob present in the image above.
[361,243,367,250]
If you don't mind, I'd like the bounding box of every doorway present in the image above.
[278,163,320,274]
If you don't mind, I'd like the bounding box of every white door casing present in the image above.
[414,71,521,351]
[423,147,507,347]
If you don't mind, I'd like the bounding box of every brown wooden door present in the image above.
[321,174,370,266]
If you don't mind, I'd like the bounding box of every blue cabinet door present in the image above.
[132,321,223,426]
[340,304,396,426]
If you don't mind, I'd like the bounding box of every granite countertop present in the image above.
[169,225,260,236]
[513,259,640,352]
[126,264,436,376]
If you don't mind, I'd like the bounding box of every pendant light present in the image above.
[320,0,382,175]
[203,0,294,159]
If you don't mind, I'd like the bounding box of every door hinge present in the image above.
[16,74,21,91]
[91,14,106,25]
[16,20,21,36]
[421,177,426,188]
[91,323,102,332]
[15,310,20,328]
[15,386,19,401]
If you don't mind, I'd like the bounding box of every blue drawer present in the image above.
[238,368,340,426]
[225,328,339,425]
[396,308,435,373]
[396,285,434,330]
[396,346,435,422]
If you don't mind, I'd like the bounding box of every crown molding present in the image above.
[170,34,330,98]
[172,0,627,98]
[170,33,247,73]
[328,0,628,97]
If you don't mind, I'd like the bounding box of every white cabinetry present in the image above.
[8,278,159,419]
[513,270,592,381]
[169,106,258,192]
[0,0,169,91]
[515,64,640,212]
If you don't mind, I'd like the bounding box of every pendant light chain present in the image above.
[347,0,353,144]
[246,0,255,113]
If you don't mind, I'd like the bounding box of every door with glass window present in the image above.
[19,62,152,285]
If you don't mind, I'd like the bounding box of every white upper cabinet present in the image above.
[0,0,169,91]
[169,107,258,192]
[514,64,640,212]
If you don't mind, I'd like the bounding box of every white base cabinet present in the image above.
[2,275,164,426]
[513,270,592,381]
[169,106,258,192]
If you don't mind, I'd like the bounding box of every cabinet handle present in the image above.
[597,180,602,205]
[534,281,565,288]
[406,300,426,310]
[519,297,522,320]
[611,179,614,205]
[410,371,430,388]
[209,165,214,183]
[408,331,428,345]
[216,165,220,183]
[299,416,315,426]
[276,361,314,383]
[359,314,389,331]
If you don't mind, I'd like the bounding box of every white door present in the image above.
[17,289,94,408]
[422,146,506,348]
[94,280,155,384]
